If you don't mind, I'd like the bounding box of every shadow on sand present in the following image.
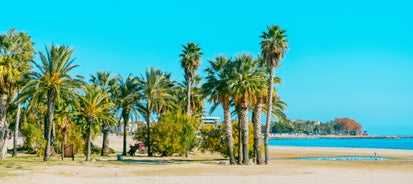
[105,157,225,165]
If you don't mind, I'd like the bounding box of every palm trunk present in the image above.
[236,106,242,165]
[101,122,110,156]
[122,111,129,156]
[187,77,192,116]
[61,129,67,160]
[0,94,8,160]
[86,117,94,161]
[252,97,264,164]
[13,103,21,157]
[44,91,55,161]
[223,101,235,164]
[146,113,152,157]
[240,101,249,165]
[264,66,275,165]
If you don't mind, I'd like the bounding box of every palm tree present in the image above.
[21,44,83,161]
[252,73,283,164]
[75,85,115,161]
[269,97,288,124]
[250,57,267,165]
[0,29,34,160]
[202,55,236,164]
[179,42,202,116]
[54,98,75,160]
[136,68,175,156]
[229,54,266,164]
[115,75,140,156]
[90,71,117,156]
[177,76,204,117]
[260,25,288,164]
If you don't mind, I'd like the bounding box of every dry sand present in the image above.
[2,135,413,184]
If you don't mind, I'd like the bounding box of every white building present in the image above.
[202,117,221,124]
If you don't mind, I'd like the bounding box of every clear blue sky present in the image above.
[2,0,413,135]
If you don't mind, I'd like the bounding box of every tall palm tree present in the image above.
[269,97,288,123]
[115,74,140,156]
[179,42,202,116]
[229,54,266,164]
[260,25,288,164]
[202,55,236,164]
[75,85,115,161]
[0,29,34,160]
[21,44,83,161]
[177,76,204,117]
[136,67,175,157]
[90,71,117,156]
[250,57,267,165]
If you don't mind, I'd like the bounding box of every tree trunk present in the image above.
[187,77,192,116]
[264,66,275,165]
[86,117,94,161]
[122,111,129,156]
[223,101,235,164]
[44,91,55,161]
[101,122,110,156]
[252,97,264,164]
[0,94,9,160]
[13,103,21,157]
[240,102,249,165]
[236,106,242,165]
[146,113,152,157]
[61,130,67,160]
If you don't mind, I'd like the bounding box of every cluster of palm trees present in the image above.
[0,24,288,164]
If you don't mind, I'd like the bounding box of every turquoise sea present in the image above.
[269,138,413,150]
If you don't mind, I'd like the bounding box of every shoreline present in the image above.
[269,135,413,139]
[269,146,413,160]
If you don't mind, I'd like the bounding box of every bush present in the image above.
[20,123,45,156]
[199,124,226,155]
[200,121,255,159]
[135,112,200,156]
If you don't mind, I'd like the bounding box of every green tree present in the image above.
[21,44,83,161]
[202,55,236,164]
[199,124,226,155]
[176,76,204,117]
[150,112,200,156]
[260,25,288,164]
[19,95,47,155]
[54,98,75,159]
[136,68,175,156]
[90,71,117,156]
[114,74,140,156]
[75,85,115,161]
[200,121,255,160]
[179,42,202,116]
[229,54,266,164]
[250,57,270,164]
[0,29,34,160]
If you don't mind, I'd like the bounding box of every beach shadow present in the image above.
[105,157,226,165]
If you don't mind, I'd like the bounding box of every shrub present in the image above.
[20,123,45,156]
[200,121,255,159]
[135,112,200,156]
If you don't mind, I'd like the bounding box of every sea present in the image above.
[269,137,413,150]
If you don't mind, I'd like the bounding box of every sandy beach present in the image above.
[1,136,413,184]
